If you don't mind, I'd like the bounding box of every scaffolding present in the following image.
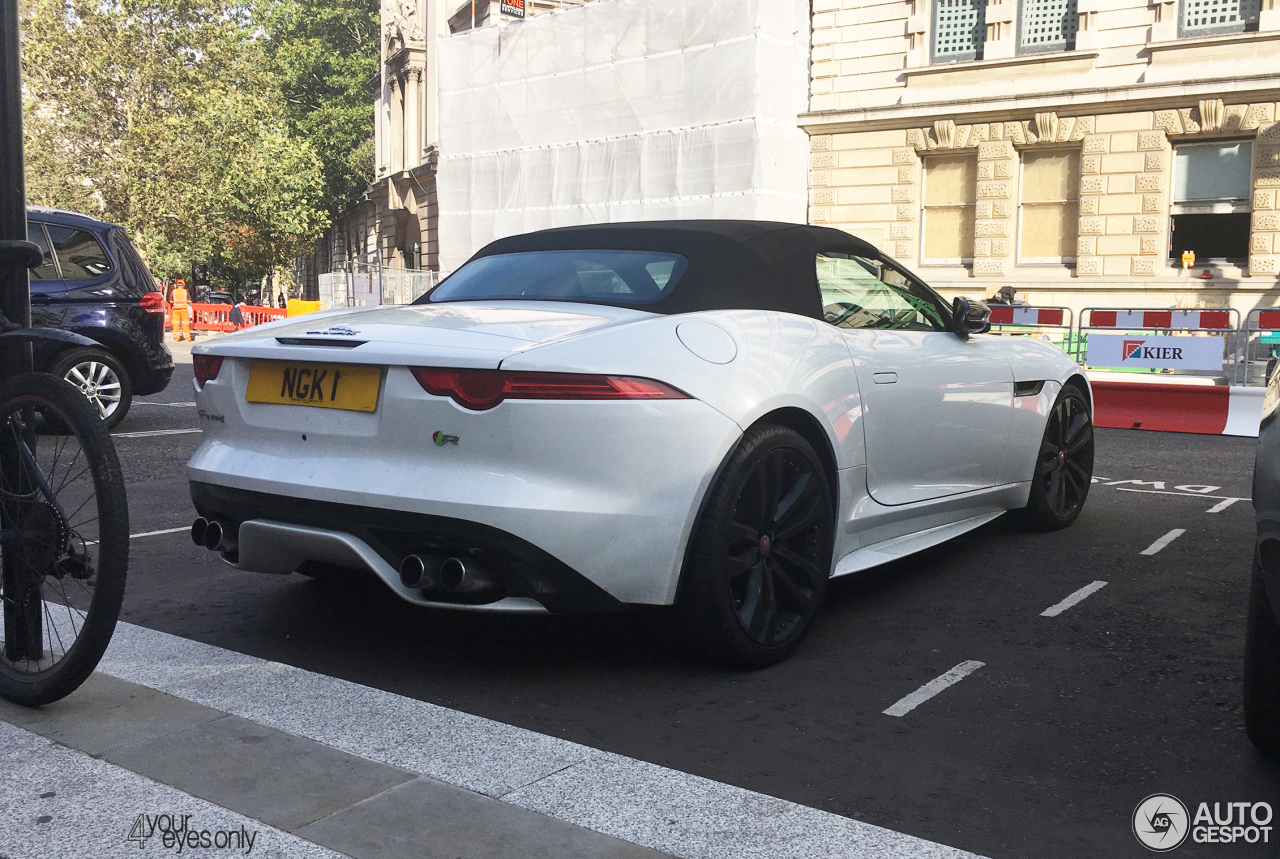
[435,0,811,269]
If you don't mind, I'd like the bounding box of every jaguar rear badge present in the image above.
[432,431,460,446]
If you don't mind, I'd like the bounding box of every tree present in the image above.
[20,0,329,284]
[259,0,380,214]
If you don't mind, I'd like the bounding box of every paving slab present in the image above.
[0,672,223,757]
[0,720,342,859]
[298,775,669,859]
[103,714,416,832]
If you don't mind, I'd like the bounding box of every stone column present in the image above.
[891,145,921,262]
[1076,113,1165,278]
[808,136,835,226]
[404,69,422,168]
[390,75,404,175]
[973,140,1017,277]
[1253,120,1280,278]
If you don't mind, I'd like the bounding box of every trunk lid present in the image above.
[201,301,656,368]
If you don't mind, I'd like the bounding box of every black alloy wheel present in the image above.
[680,425,834,667]
[1016,385,1094,531]
[1245,548,1280,759]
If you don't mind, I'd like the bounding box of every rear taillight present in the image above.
[410,367,689,411]
[139,291,167,314]
[193,355,224,388]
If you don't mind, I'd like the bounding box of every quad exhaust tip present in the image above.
[399,554,497,594]
[192,517,237,554]
[399,554,442,590]
[439,557,495,594]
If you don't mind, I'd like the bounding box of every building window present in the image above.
[1018,150,1080,265]
[1019,0,1078,53]
[933,0,986,62]
[1169,141,1253,263]
[922,154,977,265]
[1180,0,1261,37]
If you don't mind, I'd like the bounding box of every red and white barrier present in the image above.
[988,306,1068,326]
[1088,309,1232,330]
[1091,379,1263,437]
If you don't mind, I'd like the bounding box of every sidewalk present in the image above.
[0,621,985,859]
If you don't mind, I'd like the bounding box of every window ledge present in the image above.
[1148,30,1280,53]
[904,49,1100,81]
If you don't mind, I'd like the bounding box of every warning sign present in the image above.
[500,0,525,17]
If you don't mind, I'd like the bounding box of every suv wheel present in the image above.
[51,348,133,428]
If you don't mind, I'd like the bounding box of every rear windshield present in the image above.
[421,250,688,306]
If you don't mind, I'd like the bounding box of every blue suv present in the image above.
[26,208,174,426]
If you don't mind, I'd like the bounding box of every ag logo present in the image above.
[1134,794,1190,852]
[432,431,459,446]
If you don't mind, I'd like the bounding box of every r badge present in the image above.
[432,431,460,446]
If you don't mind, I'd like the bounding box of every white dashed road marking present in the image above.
[1206,497,1248,513]
[112,428,201,438]
[131,526,191,539]
[883,661,985,718]
[86,526,191,547]
[1041,581,1108,617]
[1140,529,1186,556]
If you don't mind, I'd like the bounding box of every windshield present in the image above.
[420,250,688,306]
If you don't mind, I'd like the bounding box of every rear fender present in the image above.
[498,309,866,470]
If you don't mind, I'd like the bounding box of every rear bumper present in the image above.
[191,483,619,613]
[187,360,743,606]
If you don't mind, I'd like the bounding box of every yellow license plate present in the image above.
[245,362,381,412]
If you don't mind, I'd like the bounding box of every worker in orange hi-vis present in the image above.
[171,278,191,342]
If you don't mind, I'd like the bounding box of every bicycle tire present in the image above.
[0,372,129,705]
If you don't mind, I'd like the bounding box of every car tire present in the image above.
[1245,550,1280,759]
[51,348,133,429]
[1014,385,1094,532]
[678,425,834,668]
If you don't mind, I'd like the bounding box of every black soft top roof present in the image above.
[468,220,879,318]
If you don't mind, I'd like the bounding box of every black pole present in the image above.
[0,0,32,359]
[0,0,39,664]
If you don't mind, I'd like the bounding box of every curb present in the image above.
[1091,380,1264,437]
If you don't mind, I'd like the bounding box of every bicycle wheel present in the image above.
[0,372,129,705]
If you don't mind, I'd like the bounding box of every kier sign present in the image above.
[500,0,526,17]
[1085,333,1224,372]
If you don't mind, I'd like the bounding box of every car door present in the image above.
[26,221,67,330]
[817,250,1014,506]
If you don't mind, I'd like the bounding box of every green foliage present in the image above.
[21,0,331,285]
[259,0,380,213]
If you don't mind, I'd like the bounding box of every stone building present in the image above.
[802,0,1280,315]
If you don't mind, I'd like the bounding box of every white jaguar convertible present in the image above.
[186,221,1093,665]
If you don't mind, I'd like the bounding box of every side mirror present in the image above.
[952,297,991,339]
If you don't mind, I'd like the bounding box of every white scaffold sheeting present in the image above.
[436,0,811,269]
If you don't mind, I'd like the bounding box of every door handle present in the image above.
[873,372,897,385]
